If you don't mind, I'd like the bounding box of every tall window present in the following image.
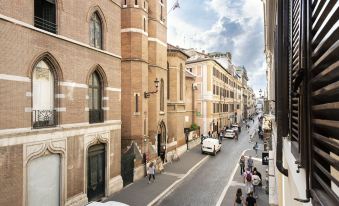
[90,12,103,49]
[160,79,164,112]
[135,0,138,5]
[135,94,139,113]
[89,71,103,123]
[34,0,57,33]
[32,60,56,128]
[160,5,163,21]
[180,64,183,100]
[143,18,146,32]
[167,62,170,99]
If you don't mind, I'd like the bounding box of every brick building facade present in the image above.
[0,0,122,205]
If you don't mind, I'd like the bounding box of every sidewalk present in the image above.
[106,144,207,206]
[221,124,269,206]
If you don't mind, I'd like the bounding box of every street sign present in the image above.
[262,152,269,165]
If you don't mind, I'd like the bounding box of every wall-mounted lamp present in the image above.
[144,78,160,98]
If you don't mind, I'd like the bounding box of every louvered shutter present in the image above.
[309,0,339,205]
[289,0,306,160]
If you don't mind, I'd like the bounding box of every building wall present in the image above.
[0,1,122,205]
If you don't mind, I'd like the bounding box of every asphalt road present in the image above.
[155,118,259,206]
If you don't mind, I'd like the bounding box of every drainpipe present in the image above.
[275,0,288,177]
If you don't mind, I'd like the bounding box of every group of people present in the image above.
[235,155,262,205]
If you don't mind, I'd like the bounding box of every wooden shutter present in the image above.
[309,0,339,205]
[289,0,305,160]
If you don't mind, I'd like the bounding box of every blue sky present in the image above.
[167,0,266,96]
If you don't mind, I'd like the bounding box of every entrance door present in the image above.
[87,144,105,201]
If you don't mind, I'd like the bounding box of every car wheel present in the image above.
[201,150,204,154]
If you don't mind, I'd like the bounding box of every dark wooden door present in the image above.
[87,144,105,201]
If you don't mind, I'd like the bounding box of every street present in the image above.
[155,117,263,206]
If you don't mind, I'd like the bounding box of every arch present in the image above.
[86,64,108,87]
[28,52,63,81]
[86,6,107,49]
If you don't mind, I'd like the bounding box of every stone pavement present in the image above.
[221,124,269,206]
[106,144,207,206]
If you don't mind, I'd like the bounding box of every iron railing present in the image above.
[32,110,57,129]
[89,109,104,124]
[34,16,57,34]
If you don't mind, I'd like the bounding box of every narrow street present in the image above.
[156,116,262,206]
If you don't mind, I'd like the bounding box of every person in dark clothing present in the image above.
[253,167,262,186]
[246,192,257,206]
[234,188,243,206]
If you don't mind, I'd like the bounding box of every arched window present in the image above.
[32,60,56,128]
[34,0,57,33]
[167,62,170,100]
[160,79,164,112]
[90,12,103,49]
[89,71,104,123]
[180,63,183,100]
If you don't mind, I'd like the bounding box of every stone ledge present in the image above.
[109,175,123,195]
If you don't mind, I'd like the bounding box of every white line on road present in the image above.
[147,155,210,206]
[215,149,250,206]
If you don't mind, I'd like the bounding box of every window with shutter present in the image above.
[309,0,339,205]
[289,0,306,161]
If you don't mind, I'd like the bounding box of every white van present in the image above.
[201,138,221,155]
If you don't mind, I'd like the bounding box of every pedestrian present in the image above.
[247,156,254,172]
[239,155,245,175]
[147,162,155,184]
[143,153,147,177]
[208,131,211,138]
[245,192,257,206]
[253,142,259,157]
[243,168,253,194]
[234,188,243,206]
[253,167,262,186]
[252,170,261,198]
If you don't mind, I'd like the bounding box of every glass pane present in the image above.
[93,88,99,109]
[89,88,93,109]
[93,73,99,87]
[90,19,95,46]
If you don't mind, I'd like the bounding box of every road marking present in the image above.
[147,155,209,206]
[216,149,250,206]
[162,172,185,178]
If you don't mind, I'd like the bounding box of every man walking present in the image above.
[247,156,254,172]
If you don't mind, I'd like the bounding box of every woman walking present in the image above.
[253,142,259,157]
[239,155,245,175]
[234,188,243,206]
[147,162,156,184]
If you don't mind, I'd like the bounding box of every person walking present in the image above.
[234,188,243,206]
[252,170,261,198]
[147,162,156,184]
[243,168,253,194]
[253,142,259,157]
[245,192,257,206]
[239,155,245,175]
[247,156,254,172]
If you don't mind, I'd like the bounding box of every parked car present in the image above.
[231,124,239,132]
[86,201,129,206]
[201,138,221,155]
[224,129,236,139]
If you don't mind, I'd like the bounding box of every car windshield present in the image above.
[226,130,234,133]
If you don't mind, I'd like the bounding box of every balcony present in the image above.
[34,16,57,34]
[32,110,57,129]
[89,109,104,124]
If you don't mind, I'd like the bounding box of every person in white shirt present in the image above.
[252,170,261,198]
[147,162,156,184]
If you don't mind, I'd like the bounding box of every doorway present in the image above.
[87,144,105,201]
[157,121,166,162]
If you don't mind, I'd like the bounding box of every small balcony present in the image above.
[34,16,57,34]
[89,109,104,124]
[32,110,57,129]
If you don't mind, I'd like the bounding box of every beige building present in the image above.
[0,0,122,205]
[166,44,197,157]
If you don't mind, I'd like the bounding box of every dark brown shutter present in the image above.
[309,0,339,205]
[289,0,305,160]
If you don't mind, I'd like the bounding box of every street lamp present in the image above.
[144,78,160,98]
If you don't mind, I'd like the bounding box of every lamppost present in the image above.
[144,78,160,98]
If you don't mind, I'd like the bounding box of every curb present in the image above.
[147,155,210,206]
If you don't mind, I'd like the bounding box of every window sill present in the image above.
[159,111,165,115]
[133,112,141,116]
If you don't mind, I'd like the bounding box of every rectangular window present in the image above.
[34,0,57,33]
[135,94,139,113]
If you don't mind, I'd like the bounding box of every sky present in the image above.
[167,0,266,96]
